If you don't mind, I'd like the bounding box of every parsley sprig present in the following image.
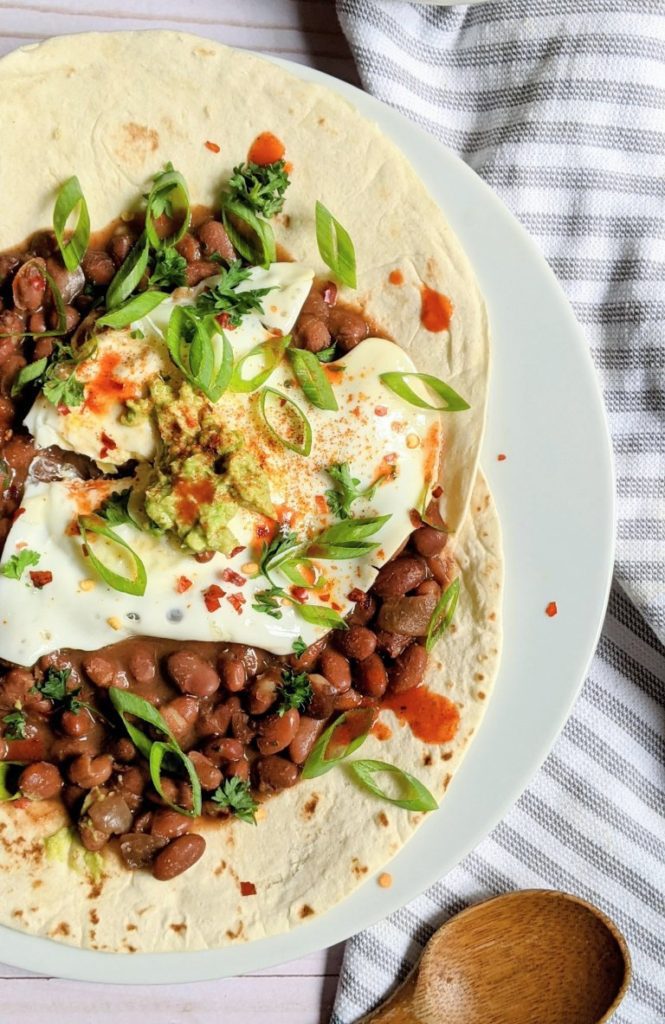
[228,160,290,219]
[277,668,312,716]
[2,708,27,740]
[149,246,187,289]
[325,463,386,520]
[96,489,132,527]
[0,549,41,581]
[211,777,259,825]
[31,668,100,719]
[193,260,272,326]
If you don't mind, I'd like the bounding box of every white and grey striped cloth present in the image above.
[331,3,665,1022]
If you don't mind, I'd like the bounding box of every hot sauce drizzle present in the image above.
[388,269,404,286]
[382,687,460,744]
[248,132,285,166]
[420,286,453,333]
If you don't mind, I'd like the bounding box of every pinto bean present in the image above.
[68,753,113,789]
[332,689,364,711]
[288,717,323,764]
[416,579,441,598]
[221,658,247,693]
[120,832,167,870]
[231,706,255,745]
[390,644,428,693]
[377,594,438,637]
[127,644,156,684]
[44,257,84,304]
[196,702,233,739]
[203,736,244,766]
[256,708,300,755]
[160,696,199,744]
[347,591,376,626]
[167,651,220,698]
[354,653,389,699]
[175,232,201,263]
[28,311,46,334]
[374,557,427,598]
[298,318,331,353]
[247,670,279,715]
[19,762,62,800]
[79,819,110,852]
[81,654,118,689]
[0,667,36,711]
[335,625,377,661]
[254,755,298,793]
[412,525,448,557]
[47,303,80,334]
[329,306,368,352]
[12,258,46,312]
[108,231,135,266]
[81,249,116,286]
[319,649,351,693]
[110,737,137,763]
[0,255,18,285]
[197,219,235,262]
[151,808,191,840]
[306,673,336,720]
[50,733,102,761]
[188,750,223,790]
[225,757,250,781]
[60,708,95,738]
[88,792,132,834]
[289,636,327,673]
[426,553,455,588]
[185,260,220,287]
[153,834,206,880]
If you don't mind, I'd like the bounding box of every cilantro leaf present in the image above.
[193,260,272,326]
[0,549,41,581]
[31,667,92,717]
[2,709,27,740]
[228,160,290,219]
[252,586,286,619]
[325,462,383,520]
[96,489,132,527]
[144,162,176,219]
[292,636,307,658]
[149,246,187,289]
[210,777,258,825]
[42,363,84,408]
[258,529,301,587]
[277,668,312,716]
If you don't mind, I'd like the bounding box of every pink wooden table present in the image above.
[0,1,359,1019]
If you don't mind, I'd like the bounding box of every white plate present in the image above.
[0,56,614,983]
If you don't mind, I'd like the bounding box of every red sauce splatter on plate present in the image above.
[546,601,558,618]
[388,269,404,285]
[382,687,460,744]
[371,721,393,741]
[248,132,285,166]
[497,453,507,462]
[420,286,453,332]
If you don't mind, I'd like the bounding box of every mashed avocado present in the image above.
[144,379,273,554]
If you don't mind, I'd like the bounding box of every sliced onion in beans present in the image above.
[377,594,439,637]
[221,194,276,268]
[78,516,147,597]
[258,387,312,457]
[349,759,438,812]
[301,709,374,779]
[379,371,469,412]
[145,164,191,249]
[53,176,91,272]
[425,578,460,653]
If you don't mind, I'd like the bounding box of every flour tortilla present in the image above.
[0,32,500,951]
[0,470,502,951]
[0,30,489,532]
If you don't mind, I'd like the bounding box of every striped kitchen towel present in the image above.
[332,3,665,1022]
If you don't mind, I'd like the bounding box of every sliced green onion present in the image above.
[166,306,233,402]
[349,759,438,812]
[379,372,469,412]
[0,762,23,802]
[301,709,373,779]
[288,347,338,411]
[258,387,312,457]
[221,194,276,268]
[425,577,460,653]
[11,357,48,397]
[145,165,191,249]
[307,515,391,560]
[106,232,150,310]
[109,688,201,817]
[230,335,290,393]
[78,516,147,596]
[53,176,90,272]
[315,200,356,289]
[96,290,168,330]
[296,604,348,630]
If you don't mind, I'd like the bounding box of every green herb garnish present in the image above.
[53,176,90,272]
[96,290,169,330]
[221,196,277,268]
[301,710,374,779]
[31,667,102,721]
[292,636,307,657]
[193,260,272,325]
[78,516,147,597]
[144,163,191,250]
[425,578,460,653]
[288,347,338,411]
[307,515,390,560]
[228,160,290,219]
[325,462,385,519]
[258,386,312,457]
[258,530,301,587]
[315,201,356,289]
[229,336,291,394]
[379,371,469,412]
[149,246,187,289]
[165,306,233,403]
[252,586,287,619]
[106,232,150,310]
[11,357,49,398]
[96,489,132,527]
[42,361,85,408]
[2,709,27,740]
[277,668,312,716]
[0,549,41,581]
[349,759,438,812]
[210,777,258,825]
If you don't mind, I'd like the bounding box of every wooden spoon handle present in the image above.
[360,971,420,1023]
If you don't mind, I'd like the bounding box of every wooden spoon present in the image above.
[362,889,631,1024]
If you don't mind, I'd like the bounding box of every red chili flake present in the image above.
[318,592,331,602]
[290,586,308,603]
[216,312,232,329]
[497,453,507,462]
[205,140,221,153]
[432,485,443,499]
[100,431,118,459]
[240,881,256,896]
[29,570,53,589]
[256,525,270,539]
[227,592,246,615]
[57,404,71,416]
[221,568,246,587]
[315,495,328,515]
[203,584,225,612]
[229,545,244,558]
[11,507,25,523]
[323,281,337,306]
[176,576,192,594]
[348,588,364,603]
[331,601,343,612]
[374,405,388,417]
[546,601,558,618]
